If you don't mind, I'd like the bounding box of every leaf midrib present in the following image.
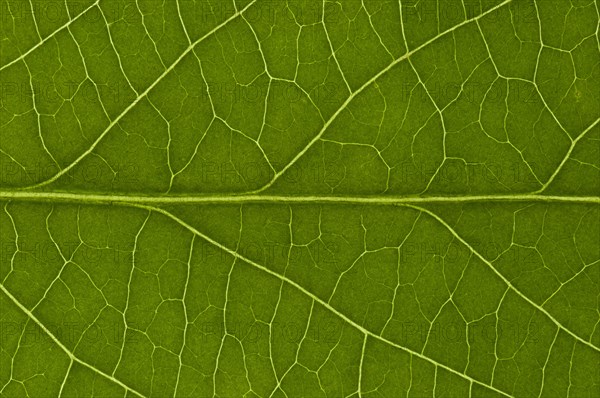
[0,191,598,205]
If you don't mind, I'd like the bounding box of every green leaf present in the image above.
[1,0,599,397]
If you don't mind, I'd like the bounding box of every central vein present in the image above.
[0,191,597,205]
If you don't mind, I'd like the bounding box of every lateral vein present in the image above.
[137,204,514,398]
[0,284,147,398]
[21,0,258,190]
[0,1,99,72]
[407,204,600,353]
[252,0,514,193]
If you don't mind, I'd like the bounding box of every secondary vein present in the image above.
[0,284,147,398]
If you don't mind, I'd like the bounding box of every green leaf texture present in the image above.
[1,0,599,397]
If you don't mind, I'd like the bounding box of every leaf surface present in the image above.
[0,0,599,397]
